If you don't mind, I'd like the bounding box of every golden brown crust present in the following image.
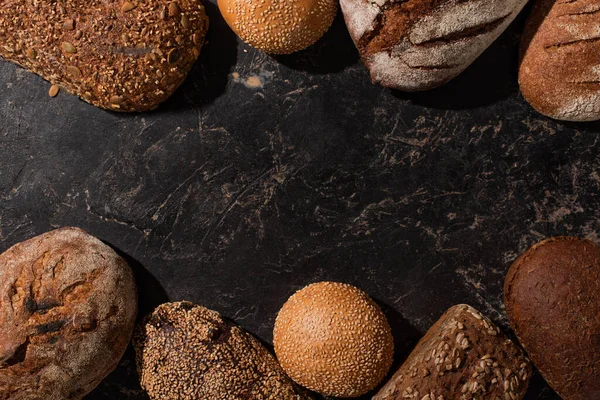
[273,282,394,397]
[0,227,137,400]
[218,0,337,54]
[504,236,600,400]
[519,0,600,121]
[0,0,208,112]
[133,301,312,400]
[374,304,531,400]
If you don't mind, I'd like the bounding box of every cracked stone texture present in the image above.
[0,2,597,399]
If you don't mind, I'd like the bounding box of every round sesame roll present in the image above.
[218,0,337,54]
[273,281,394,397]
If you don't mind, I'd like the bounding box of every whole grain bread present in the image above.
[0,0,208,112]
[133,301,312,400]
[0,227,137,400]
[519,0,600,121]
[504,237,600,400]
[340,0,528,91]
[374,304,531,400]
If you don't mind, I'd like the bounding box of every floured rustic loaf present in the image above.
[0,227,137,400]
[519,0,600,121]
[374,304,532,400]
[0,0,208,111]
[340,0,528,91]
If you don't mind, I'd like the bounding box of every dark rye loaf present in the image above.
[340,0,528,91]
[374,304,531,400]
[519,0,600,121]
[133,301,312,400]
[0,0,208,111]
[505,237,600,400]
[0,227,137,400]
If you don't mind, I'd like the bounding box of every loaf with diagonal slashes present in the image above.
[340,0,528,91]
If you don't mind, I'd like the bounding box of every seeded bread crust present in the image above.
[504,237,600,400]
[374,304,531,400]
[519,0,600,121]
[0,227,137,400]
[340,0,527,91]
[218,0,337,54]
[133,301,312,400]
[0,0,208,112]
[273,282,394,397]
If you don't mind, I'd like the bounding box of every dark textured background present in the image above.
[0,1,598,398]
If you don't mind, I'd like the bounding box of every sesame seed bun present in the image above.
[273,281,394,397]
[218,0,338,54]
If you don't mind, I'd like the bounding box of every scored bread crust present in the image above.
[504,237,600,400]
[0,0,208,112]
[340,0,528,91]
[374,304,531,400]
[0,227,137,400]
[519,0,600,121]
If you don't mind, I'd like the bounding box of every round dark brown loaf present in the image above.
[0,0,208,111]
[133,301,312,400]
[504,236,600,400]
[0,227,137,400]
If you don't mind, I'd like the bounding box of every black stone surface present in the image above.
[0,1,598,399]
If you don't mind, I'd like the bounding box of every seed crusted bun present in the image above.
[519,0,600,121]
[0,227,137,400]
[0,0,208,111]
[505,237,600,400]
[133,301,312,400]
[374,304,532,400]
[273,281,394,397]
[218,0,337,54]
[340,0,527,91]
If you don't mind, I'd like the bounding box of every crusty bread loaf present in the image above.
[519,0,600,121]
[0,0,208,111]
[0,227,137,400]
[340,0,528,91]
[374,304,532,400]
[133,301,312,400]
[505,237,600,400]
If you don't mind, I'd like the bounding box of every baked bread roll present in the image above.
[133,301,312,400]
[505,237,600,400]
[0,227,137,400]
[519,0,600,121]
[374,304,532,400]
[218,0,337,54]
[0,0,208,111]
[340,0,528,91]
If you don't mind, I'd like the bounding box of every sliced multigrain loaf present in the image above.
[0,0,208,111]
[374,304,531,400]
[519,0,600,121]
[340,0,528,91]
